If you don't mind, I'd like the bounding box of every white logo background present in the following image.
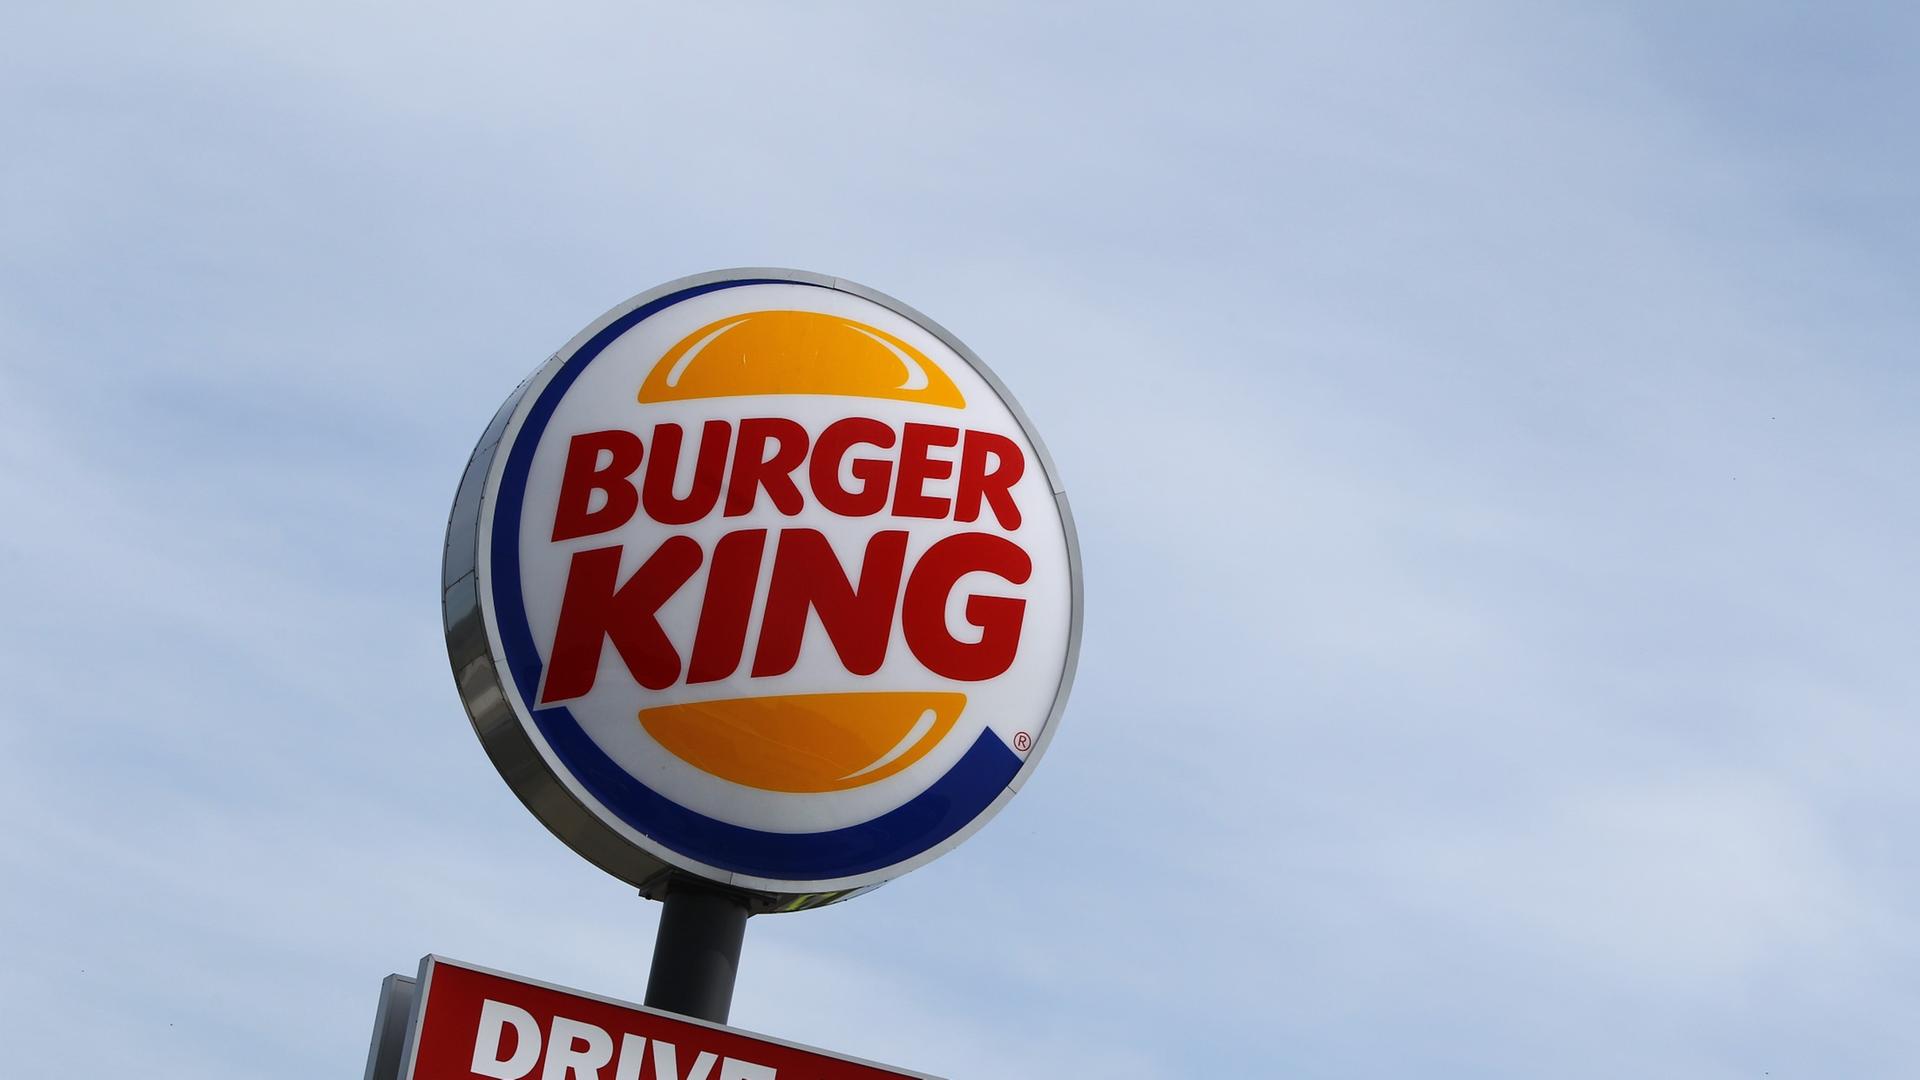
[484,284,1074,835]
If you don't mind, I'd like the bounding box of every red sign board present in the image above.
[397,956,935,1080]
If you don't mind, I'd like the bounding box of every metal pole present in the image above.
[644,882,751,1023]
[360,974,418,1080]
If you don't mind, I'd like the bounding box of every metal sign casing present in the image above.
[444,269,1081,907]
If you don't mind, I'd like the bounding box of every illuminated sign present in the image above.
[443,270,1080,905]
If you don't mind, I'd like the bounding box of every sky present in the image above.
[3,2,1918,1077]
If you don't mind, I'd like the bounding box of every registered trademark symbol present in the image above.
[1013,731,1032,752]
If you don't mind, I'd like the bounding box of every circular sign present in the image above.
[443,269,1081,909]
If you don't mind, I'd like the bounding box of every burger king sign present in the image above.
[443,270,1081,909]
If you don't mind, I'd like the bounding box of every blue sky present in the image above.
[3,2,1917,1077]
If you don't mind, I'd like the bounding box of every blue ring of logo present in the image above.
[490,278,1023,884]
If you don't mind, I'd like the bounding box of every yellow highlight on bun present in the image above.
[639,310,965,408]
